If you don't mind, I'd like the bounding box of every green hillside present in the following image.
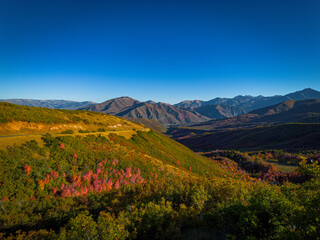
[0,102,145,135]
[0,103,319,239]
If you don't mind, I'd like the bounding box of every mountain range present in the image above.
[168,98,320,151]
[79,88,320,126]
[175,88,320,113]
[190,98,320,131]
[79,97,210,126]
[2,88,320,127]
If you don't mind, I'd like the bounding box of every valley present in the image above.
[3,88,320,128]
[2,0,319,238]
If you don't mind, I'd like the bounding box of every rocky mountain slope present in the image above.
[195,104,247,119]
[80,97,210,126]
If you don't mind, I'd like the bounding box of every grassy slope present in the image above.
[0,102,149,149]
[0,104,240,223]
[265,160,297,173]
[125,117,167,132]
[0,102,225,178]
[0,103,233,191]
[0,102,145,135]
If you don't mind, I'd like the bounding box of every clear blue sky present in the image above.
[0,0,319,104]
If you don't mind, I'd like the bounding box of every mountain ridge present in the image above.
[175,88,320,113]
[190,98,320,131]
[2,88,320,127]
[168,98,320,151]
[80,99,210,126]
[0,99,96,110]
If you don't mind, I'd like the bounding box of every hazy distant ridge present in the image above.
[0,99,96,110]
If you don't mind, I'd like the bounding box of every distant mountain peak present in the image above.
[301,88,319,94]
[110,96,137,101]
[145,100,157,104]
[302,87,314,91]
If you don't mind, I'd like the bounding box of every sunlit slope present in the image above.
[0,102,146,135]
[1,103,318,240]
[0,103,233,201]
[0,107,251,238]
[0,129,234,206]
[0,102,242,212]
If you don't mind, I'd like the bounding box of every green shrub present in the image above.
[97,128,106,132]
[60,211,98,240]
[78,129,90,133]
[97,212,130,240]
[61,130,74,134]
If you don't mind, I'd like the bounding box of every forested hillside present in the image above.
[0,103,319,239]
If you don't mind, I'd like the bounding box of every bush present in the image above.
[97,212,130,240]
[61,130,74,134]
[60,211,98,240]
[97,128,106,132]
[78,129,90,133]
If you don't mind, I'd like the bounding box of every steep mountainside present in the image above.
[80,98,210,126]
[195,104,246,119]
[174,100,204,109]
[79,96,141,114]
[0,99,95,110]
[117,102,210,125]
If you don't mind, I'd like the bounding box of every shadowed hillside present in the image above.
[175,123,320,151]
[195,104,246,119]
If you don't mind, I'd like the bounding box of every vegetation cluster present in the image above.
[0,103,320,239]
[205,151,312,185]
[0,131,320,239]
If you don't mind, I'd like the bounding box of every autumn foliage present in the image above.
[0,131,319,239]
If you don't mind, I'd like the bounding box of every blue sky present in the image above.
[0,0,319,104]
